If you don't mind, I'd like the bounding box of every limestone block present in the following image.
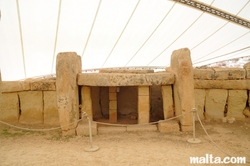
[75,119,97,136]
[109,92,117,100]
[138,96,150,124]
[158,120,179,133]
[99,69,154,74]
[56,52,81,132]
[193,68,214,80]
[170,48,193,126]
[138,86,149,96]
[227,90,247,119]
[44,91,59,125]
[194,89,205,120]
[244,62,250,79]
[205,89,227,119]
[81,86,93,120]
[127,124,157,132]
[1,81,30,93]
[30,79,56,91]
[243,107,250,117]
[98,126,126,134]
[0,93,19,122]
[18,91,43,124]
[161,86,174,119]
[213,68,245,80]
[78,72,175,86]
[109,101,117,110]
[243,62,250,69]
[109,109,117,123]
[194,80,250,90]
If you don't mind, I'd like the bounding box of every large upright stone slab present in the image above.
[81,86,93,120]
[170,48,193,127]
[194,89,205,120]
[18,91,43,124]
[56,52,81,135]
[227,90,247,119]
[161,86,174,119]
[0,93,19,122]
[44,91,59,125]
[205,89,227,119]
[138,86,150,124]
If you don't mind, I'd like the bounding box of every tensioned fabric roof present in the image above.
[0,0,250,81]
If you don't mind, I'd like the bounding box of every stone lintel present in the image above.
[30,79,56,91]
[78,72,174,86]
[213,68,245,80]
[194,80,250,90]
[99,69,154,74]
[1,81,30,93]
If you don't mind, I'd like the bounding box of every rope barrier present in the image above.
[0,119,82,132]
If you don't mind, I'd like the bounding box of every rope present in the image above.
[94,111,189,127]
[0,119,82,132]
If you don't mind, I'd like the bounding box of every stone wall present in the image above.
[1,63,250,130]
[0,77,59,125]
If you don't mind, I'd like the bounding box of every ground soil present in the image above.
[0,119,249,166]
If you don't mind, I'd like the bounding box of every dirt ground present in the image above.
[0,119,249,166]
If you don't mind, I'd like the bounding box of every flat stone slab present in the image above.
[126,124,157,132]
[98,126,126,134]
[78,72,174,86]
[158,120,180,133]
[194,80,250,90]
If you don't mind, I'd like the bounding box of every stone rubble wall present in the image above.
[1,63,250,127]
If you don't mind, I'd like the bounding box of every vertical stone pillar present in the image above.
[170,48,194,131]
[138,86,150,124]
[81,86,93,120]
[56,52,81,136]
[161,85,174,119]
[109,86,117,123]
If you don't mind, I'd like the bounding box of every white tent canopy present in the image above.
[0,0,250,81]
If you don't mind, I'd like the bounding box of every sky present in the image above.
[0,0,250,81]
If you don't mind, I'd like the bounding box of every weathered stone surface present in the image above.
[0,93,19,122]
[44,91,59,125]
[194,80,250,90]
[109,87,117,123]
[56,52,81,132]
[98,126,126,134]
[194,89,205,120]
[99,69,154,74]
[245,68,250,79]
[161,86,174,119]
[213,68,245,80]
[158,120,179,133]
[227,90,247,119]
[1,81,30,92]
[78,72,174,86]
[81,86,93,120]
[243,107,250,117]
[18,91,43,124]
[127,124,157,132]
[170,48,193,126]
[75,119,97,136]
[205,89,227,119]
[30,79,56,91]
[193,68,214,80]
[243,62,250,69]
[138,86,150,124]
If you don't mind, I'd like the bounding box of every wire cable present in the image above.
[101,0,141,67]
[16,0,26,78]
[81,0,102,58]
[125,2,177,66]
[51,0,62,73]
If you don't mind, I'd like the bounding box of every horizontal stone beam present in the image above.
[194,80,250,90]
[78,72,175,86]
